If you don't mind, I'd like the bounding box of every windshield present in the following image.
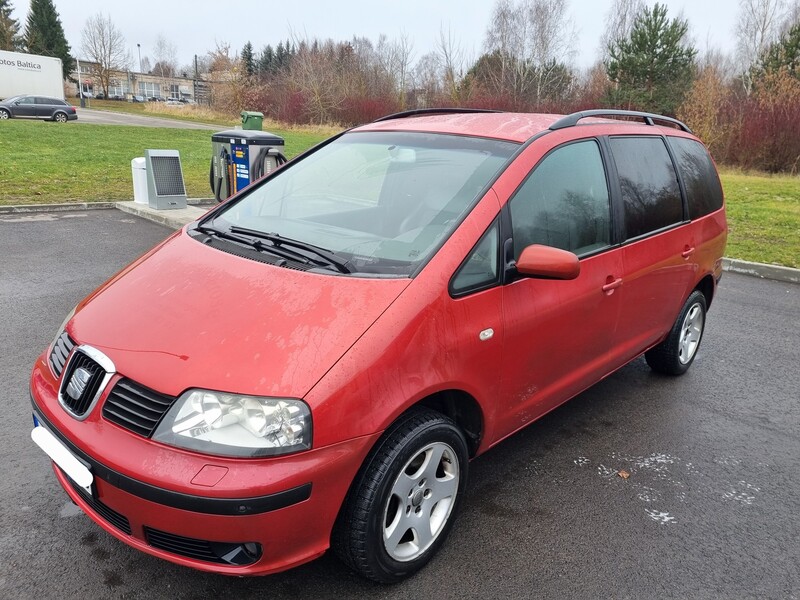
[210,131,518,276]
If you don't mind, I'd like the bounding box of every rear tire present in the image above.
[333,408,468,583]
[645,290,707,375]
[53,112,67,123]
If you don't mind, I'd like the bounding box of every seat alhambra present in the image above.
[30,109,726,583]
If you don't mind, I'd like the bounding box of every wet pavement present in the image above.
[75,107,219,129]
[1,209,798,599]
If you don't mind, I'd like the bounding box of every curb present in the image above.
[0,202,116,214]
[722,258,800,285]
[0,198,214,215]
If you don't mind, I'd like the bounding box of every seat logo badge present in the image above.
[479,328,494,341]
[66,367,91,400]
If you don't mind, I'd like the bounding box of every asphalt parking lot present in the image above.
[75,107,219,129]
[1,209,798,599]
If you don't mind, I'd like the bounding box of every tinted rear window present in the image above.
[610,137,683,240]
[669,137,723,218]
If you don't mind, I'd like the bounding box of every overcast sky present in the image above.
[10,0,739,71]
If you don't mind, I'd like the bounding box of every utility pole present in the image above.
[77,57,85,108]
[137,43,142,73]
[193,54,198,104]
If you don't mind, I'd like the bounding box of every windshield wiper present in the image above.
[195,224,313,266]
[229,226,353,274]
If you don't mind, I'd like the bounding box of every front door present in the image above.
[13,96,36,117]
[495,139,623,441]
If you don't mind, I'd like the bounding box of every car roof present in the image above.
[354,112,562,143]
[353,110,695,144]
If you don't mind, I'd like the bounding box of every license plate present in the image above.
[31,424,94,497]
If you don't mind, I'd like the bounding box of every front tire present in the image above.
[0,108,10,120]
[333,409,468,583]
[645,290,707,375]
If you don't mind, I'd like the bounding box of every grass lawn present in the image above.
[720,168,800,268]
[1,118,798,268]
[0,119,330,204]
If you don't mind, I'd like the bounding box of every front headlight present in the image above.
[152,389,312,458]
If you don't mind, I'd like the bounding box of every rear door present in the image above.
[606,135,696,362]
[666,136,727,278]
[495,138,624,440]
[35,97,57,118]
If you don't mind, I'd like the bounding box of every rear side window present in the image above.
[610,137,683,240]
[669,137,723,218]
[509,140,611,258]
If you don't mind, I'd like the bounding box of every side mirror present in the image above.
[515,244,580,280]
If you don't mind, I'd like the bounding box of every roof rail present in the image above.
[549,109,692,133]
[373,108,502,123]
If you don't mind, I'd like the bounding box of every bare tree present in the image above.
[600,0,645,59]
[153,34,178,79]
[411,51,443,107]
[375,33,415,108]
[782,0,800,32]
[526,0,577,101]
[80,13,129,98]
[483,0,526,97]
[736,0,786,92]
[482,0,576,104]
[437,27,466,103]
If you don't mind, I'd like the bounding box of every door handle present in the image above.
[602,277,623,294]
[682,246,696,259]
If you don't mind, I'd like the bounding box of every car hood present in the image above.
[69,230,410,399]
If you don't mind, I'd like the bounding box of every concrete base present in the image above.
[115,201,211,229]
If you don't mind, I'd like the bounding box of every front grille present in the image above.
[102,379,175,437]
[144,527,261,566]
[59,351,106,417]
[67,475,132,535]
[49,332,75,378]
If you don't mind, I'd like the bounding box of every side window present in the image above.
[18,97,34,105]
[668,137,724,219]
[35,97,50,104]
[509,140,611,258]
[610,137,683,240]
[450,220,500,296]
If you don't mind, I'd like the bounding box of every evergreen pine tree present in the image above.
[275,41,286,71]
[258,44,274,77]
[759,22,800,79]
[0,0,19,50]
[241,40,255,77]
[605,3,696,115]
[23,0,73,79]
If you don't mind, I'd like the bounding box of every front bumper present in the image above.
[30,353,380,576]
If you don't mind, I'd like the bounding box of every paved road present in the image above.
[75,107,219,129]
[1,210,798,599]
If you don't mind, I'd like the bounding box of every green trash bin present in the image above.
[241,110,264,131]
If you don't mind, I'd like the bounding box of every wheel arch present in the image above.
[410,389,484,458]
[694,274,716,310]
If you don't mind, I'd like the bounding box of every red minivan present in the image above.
[30,109,726,583]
